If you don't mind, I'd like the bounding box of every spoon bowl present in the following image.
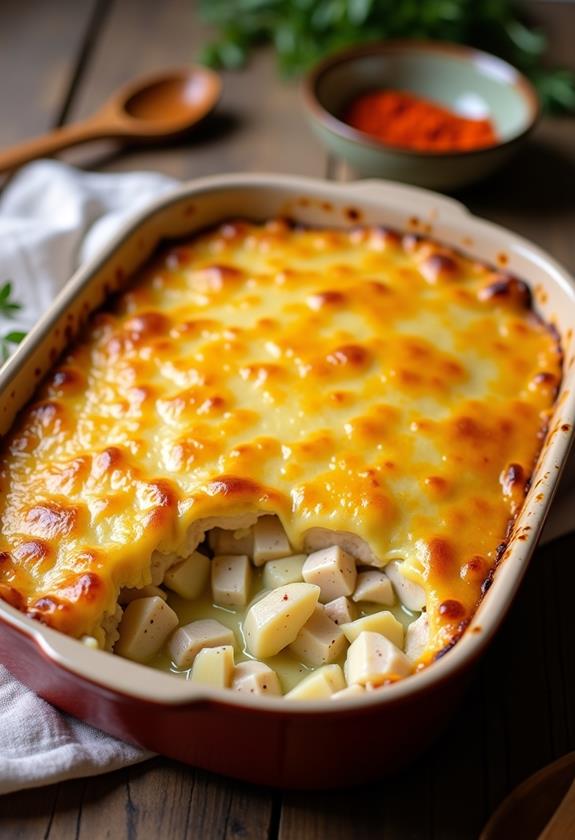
[106,67,222,137]
[0,65,222,172]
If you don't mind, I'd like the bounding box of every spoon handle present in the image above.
[0,118,113,173]
[538,777,575,838]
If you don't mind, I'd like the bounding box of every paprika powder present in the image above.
[343,89,497,152]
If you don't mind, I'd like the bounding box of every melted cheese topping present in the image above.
[0,220,561,660]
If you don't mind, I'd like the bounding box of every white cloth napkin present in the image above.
[0,160,572,795]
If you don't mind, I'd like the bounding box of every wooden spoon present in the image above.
[480,752,575,840]
[0,66,221,173]
[538,776,575,838]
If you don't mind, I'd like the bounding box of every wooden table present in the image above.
[0,1,574,837]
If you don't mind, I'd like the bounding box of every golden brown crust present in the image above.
[0,221,561,654]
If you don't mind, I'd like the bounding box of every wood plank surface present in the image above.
[0,1,574,838]
[42,759,275,840]
[61,0,324,179]
[0,0,102,145]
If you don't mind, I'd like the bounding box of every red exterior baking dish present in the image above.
[0,174,573,789]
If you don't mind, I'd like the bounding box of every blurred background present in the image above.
[0,0,571,327]
[0,0,572,179]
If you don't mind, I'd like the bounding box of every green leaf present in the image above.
[4,331,26,344]
[0,280,24,318]
[533,68,575,113]
[198,43,222,68]
[348,0,373,26]
[218,39,248,69]
[197,0,575,113]
[0,282,12,303]
[506,20,547,58]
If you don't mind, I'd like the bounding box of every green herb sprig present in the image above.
[198,0,575,113]
[0,282,26,362]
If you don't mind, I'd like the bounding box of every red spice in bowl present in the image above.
[343,89,498,152]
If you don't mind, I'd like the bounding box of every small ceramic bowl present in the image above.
[303,40,539,190]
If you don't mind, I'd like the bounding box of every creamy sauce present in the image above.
[149,568,416,692]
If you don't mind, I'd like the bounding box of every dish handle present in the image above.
[343,179,470,222]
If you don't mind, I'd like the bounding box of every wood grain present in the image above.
[539,778,575,839]
[59,0,324,179]
[45,760,276,840]
[0,0,102,146]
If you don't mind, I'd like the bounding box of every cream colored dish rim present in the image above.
[0,173,573,713]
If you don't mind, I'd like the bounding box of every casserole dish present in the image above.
[0,174,572,788]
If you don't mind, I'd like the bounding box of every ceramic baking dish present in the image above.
[0,174,573,789]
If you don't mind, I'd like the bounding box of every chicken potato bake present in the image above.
[0,219,560,699]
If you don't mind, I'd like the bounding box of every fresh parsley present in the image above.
[0,331,26,363]
[0,281,22,318]
[0,282,26,362]
[198,0,575,113]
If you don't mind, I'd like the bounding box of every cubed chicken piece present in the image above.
[190,645,235,688]
[232,660,281,696]
[168,619,235,669]
[243,582,320,658]
[384,560,426,611]
[262,555,305,589]
[405,612,429,662]
[115,596,179,663]
[252,515,292,565]
[302,546,357,602]
[285,665,345,700]
[341,610,404,649]
[211,554,252,607]
[118,584,167,605]
[289,605,347,666]
[352,570,394,606]
[345,631,413,687]
[330,684,366,700]
[163,551,210,600]
[208,527,253,557]
[324,596,357,626]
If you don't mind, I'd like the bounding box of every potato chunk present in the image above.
[384,560,426,611]
[243,582,320,658]
[289,606,347,666]
[345,631,413,687]
[405,612,429,662]
[341,610,404,649]
[331,684,365,700]
[232,660,281,696]
[324,595,357,626]
[285,665,345,700]
[163,551,210,600]
[190,645,235,688]
[262,555,305,589]
[211,554,252,607]
[115,596,179,663]
[252,515,291,565]
[352,570,394,606]
[208,527,253,557]
[168,619,235,669]
[118,584,167,605]
[302,546,357,602]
